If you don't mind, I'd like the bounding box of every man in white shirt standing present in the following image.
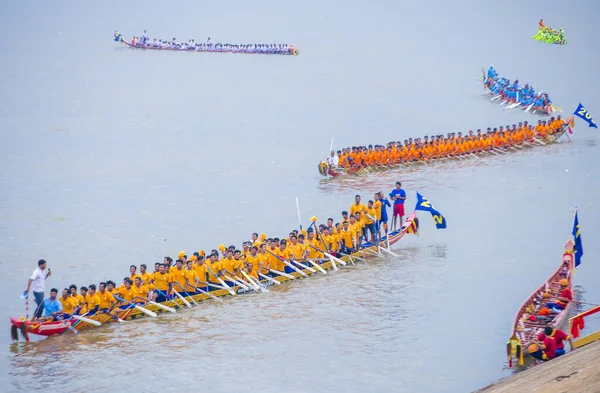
[24,259,51,319]
[326,150,339,168]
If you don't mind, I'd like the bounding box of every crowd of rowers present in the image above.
[325,118,566,169]
[525,274,575,362]
[533,19,567,45]
[35,192,402,322]
[114,30,297,54]
[485,66,552,110]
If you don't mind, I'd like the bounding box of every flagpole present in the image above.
[296,197,303,231]
[571,206,579,272]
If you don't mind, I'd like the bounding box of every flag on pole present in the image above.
[566,115,575,134]
[572,211,583,267]
[414,192,447,229]
[573,103,598,128]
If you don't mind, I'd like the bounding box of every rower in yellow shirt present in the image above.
[221,250,241,286]
[257,243,271,276]
[171,259,189,295]
[116,279,140,307]
[306,229,324,259]
[84,284,102,315]
[363,200,378,243]
[97,282,116,313]
[350,194,367,216]
[151,263,173,301]
[133,276,151,301]
[68,284,86,315]
[323,227,340,254]
[288,234,308,263]
[139,264,153,285]
[233,250,246,280]
[339,221,357,253]
[266,239,283,272]
[245,246,260,273]
[246,262,259,280]
[184,260,200,294]
[129,265,142,282]
[59,288,77,316]
[206,252,225,291]
[193,255,209,292]
[349,214,364,246]
[277,239,293,273]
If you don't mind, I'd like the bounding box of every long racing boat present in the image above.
[483,68,560,115]
[506,237,576,367]
[114,32,299,56]
[319,126,567,178]
[10,213,419,341]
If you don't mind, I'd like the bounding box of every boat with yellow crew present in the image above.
[10,213,419,341]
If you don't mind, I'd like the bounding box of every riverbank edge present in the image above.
[474,339,600,393]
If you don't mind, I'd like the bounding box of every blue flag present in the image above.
[572,211,583,267]
[573,103,598,128]
[414,192,447,229]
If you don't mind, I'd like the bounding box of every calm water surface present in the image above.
[1,1,599,392]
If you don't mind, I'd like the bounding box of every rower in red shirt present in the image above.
[546,279,572,312]
[530,326,557,361]
[538,327,574,357]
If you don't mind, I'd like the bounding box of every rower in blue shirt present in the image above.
[376,192,391,238]
[37,288,63,321]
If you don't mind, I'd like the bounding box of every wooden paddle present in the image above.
[149,301,176,313]
[172,283,194,307]
[269,269,295,280]
[194,286,221,301]
[292,259,317,273]
[259,272,281,285]
[224,275,251,291]
[113,295,157,318]
[241,271,264,291]
[205,265,236,296]
[72,314,102,326]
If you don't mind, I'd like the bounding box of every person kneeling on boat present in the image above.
[35,288,63,321]
[529,327,557,361]
[538,326,573,357]
[546,279,571,313]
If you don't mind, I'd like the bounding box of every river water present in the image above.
[1,1,599,392]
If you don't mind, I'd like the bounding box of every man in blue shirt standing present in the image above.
[389,182,407,232]
[375,192,391,238]
[39,288,63,322]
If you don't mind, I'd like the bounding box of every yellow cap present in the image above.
[189,255,197,262]
[199,250,205,256]
[559,279,568,286]
[218,244,226,252]
[310,216,317,222]
[178,251,185,257]
[260,233,267,241]
[542,292,550,298]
